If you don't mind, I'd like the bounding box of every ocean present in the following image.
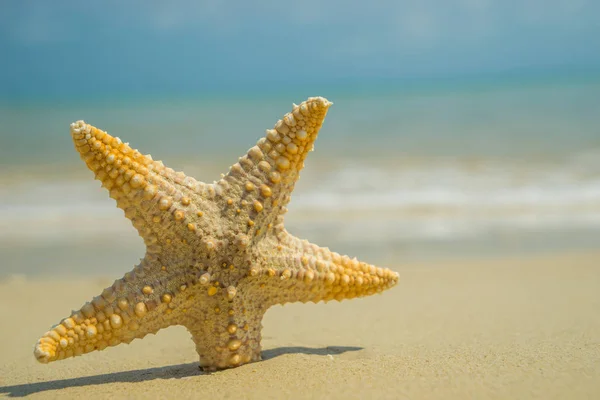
[1,77,600,276]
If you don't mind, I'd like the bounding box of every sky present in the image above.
[1,0,599,101]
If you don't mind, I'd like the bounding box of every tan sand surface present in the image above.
[1,251,599,399]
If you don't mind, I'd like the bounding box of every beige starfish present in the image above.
[34,97,399,370]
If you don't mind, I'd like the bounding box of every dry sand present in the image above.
[1,251,599,399]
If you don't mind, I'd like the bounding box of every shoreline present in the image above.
[3,238,600,279]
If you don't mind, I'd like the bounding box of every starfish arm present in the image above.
[217,97,332,235]
[253,232,399,305]
[70,121,219,254]
[34,256,195,363]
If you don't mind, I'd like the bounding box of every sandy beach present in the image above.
[0,250,598,399]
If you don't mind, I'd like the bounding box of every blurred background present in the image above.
[1,0,599,277]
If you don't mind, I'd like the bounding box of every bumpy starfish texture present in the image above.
[34,97,399,370]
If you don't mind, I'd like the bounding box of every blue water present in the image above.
[2,76,599,165]
[1,77,600,276]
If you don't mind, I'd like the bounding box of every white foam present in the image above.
[294,152,600,211]
[0,179,132,242]
[2,150,600,244]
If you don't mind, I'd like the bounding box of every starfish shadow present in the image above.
[0,346,362,397]
[262,345,362,359]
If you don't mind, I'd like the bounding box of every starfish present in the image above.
[34,97,399,370]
